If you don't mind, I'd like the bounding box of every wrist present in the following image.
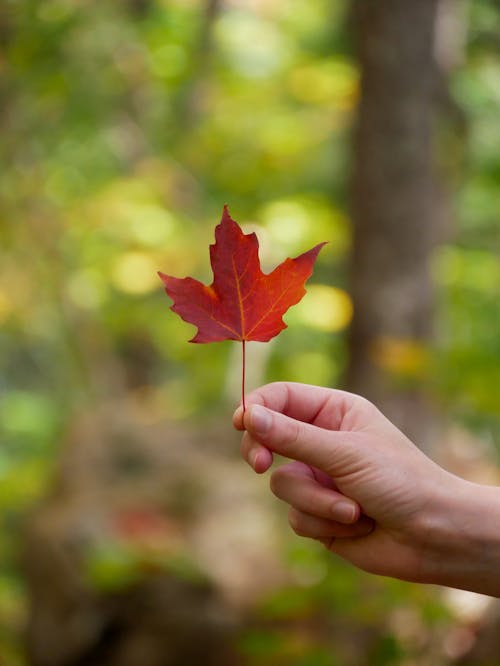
[417,474,500,596]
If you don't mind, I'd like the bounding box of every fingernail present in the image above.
[250,405,272,435]
[333,501,357,524]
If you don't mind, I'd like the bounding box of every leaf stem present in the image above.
[241,339,246,413]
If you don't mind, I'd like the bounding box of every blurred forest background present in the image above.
[1,0,500,664]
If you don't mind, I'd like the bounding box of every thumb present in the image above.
[244,404,354,474]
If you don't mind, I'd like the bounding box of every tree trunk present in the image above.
[174,0,221,132]
[346,0,442,447]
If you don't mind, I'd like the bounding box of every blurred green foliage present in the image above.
[1,0,500,663]
[239,541,453,666]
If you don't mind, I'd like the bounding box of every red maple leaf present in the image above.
[158,206,325,409]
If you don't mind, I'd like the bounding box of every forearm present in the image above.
[419,476,500,596]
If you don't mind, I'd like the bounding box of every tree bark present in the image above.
[174,0,221,132]
[346,0,441,447]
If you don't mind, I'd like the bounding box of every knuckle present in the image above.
[355,394,373,409]
[288,508,306,536]
[240,431,253,457]
[269,468,286,497]
[269,472,279,497]
[281,419,303,450]
[356,394,380,418]
[265,381,284,392]
[254,382,286,408]
[320,536,335,551]
[305,487,322,515]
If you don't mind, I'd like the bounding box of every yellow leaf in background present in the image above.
[290,284,353,332]
[371,337,429,377]
[289,58,359,109]
[111,252,159,295]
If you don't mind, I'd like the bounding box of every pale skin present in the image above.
[233,382,500,597]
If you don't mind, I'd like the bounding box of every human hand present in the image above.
[233,382,488,589]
